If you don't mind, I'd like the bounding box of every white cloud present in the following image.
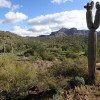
[10,26,34,37]
[27,10,87,36]
[10,8,100,37]
[27,9,100,36]
[1,12,28,24]
[10,26,49,37]
[0,0,11,8]
[28,26,51,32]
[11,9,87,37]
[11,5,22,11]
[51,0,73,4]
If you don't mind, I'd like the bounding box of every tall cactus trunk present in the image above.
[84,1,100,85]
[88,29,97,85]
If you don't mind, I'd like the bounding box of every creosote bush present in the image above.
[48,57,88,78]
[0,55,37,99]
[24,48,55,61]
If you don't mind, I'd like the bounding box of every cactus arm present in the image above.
[94,2,100,29]
[86,10,94,29]
[84,1,94,29]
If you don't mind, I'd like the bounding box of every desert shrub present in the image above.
[65,51,78,58]
[16,40,26,51]
[0,45,12,53]
[24,48,34,57]
[0,56,37,99]
[48,57,88,82]
[63,57,88,78]
[41,52,55,61]
[69,76,85,88]
[24,47,55,61]
[43,57,89,91]
[61,45,68,51]
[0,54,17,67]
[0,64,36,89]
[58,85,100,100]
[51,48,62,54]
[24,42,45,57]
[36,68,58,91]
[5,45,12,53]
[24,53,31,57]
[46,54,55,61]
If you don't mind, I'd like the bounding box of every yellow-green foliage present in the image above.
[73,85,100,99]
[58,85,100,100]
[0,55,37,93]
[49,57,88,79]
[36,68,57,91]
[0,55,92,100]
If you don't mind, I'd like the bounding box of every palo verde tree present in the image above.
[84,1,100,85]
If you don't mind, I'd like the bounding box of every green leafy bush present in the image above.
[69,76,85,88]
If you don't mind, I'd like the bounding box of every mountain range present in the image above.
[39,28,100,37]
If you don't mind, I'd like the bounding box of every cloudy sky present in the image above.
[0,0,99,37]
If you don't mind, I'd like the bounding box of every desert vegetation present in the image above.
[0,31,100,100]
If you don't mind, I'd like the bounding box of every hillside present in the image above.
[0,30,100,100]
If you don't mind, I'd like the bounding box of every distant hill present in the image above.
[39,28,100,37]
[0,28,100,39]
[0,31,21,39]
[0,30,26,46]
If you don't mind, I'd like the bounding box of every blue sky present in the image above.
[0,0,99,36]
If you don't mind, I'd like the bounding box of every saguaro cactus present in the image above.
[84,1,100,85]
